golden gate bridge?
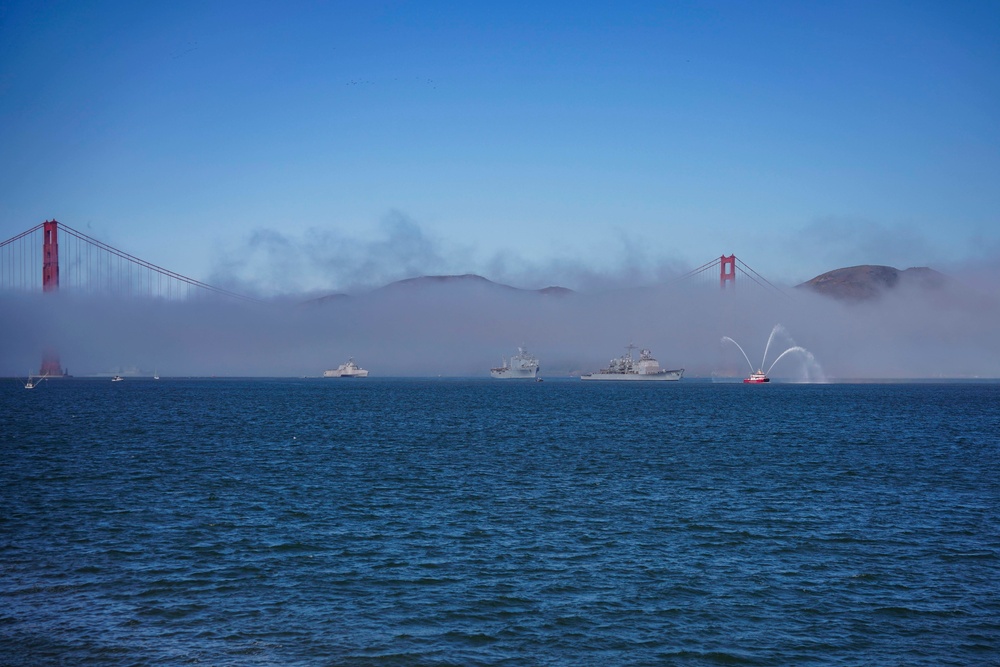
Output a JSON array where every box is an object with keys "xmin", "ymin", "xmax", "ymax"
[
  {"xmin": 0, "ymin": 220, "xmax": 257, "ymax": 302},
  {"xmin": 2, "ymin": 219, "xmax": 787, "ymax": 375},
  {"xmin": 2, "ymin": 220, "xmax": 786, "ymax": 296},
  {"xmin": 676, "ymin": 253, "xmax": 787, "ymax": 294}
]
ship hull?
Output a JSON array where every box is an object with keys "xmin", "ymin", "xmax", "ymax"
[
  {"xmin": 323, "ymin": 370, "xmax": 368, "ymax": 377},
  {"xmin": 581, "ymin": 370, "xmax": 684, "ymax": 381},
  {"xmin": 491, "ymin": 368, "xmax": 538, "ymax": 379}
]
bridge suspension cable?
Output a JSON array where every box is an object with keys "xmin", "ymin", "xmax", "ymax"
[
  {"xmin": 667, "ymin": 254, "xmax": 790, "ymax": 298},
  {"xmin": 0, "ymin": 220, "xmax": 257, "ymax": 302},
  {"xmin": 732, "ymin": 255, "xmax": 789, "ymax": 296},
  {"xmin": 0, "ymin": 222, "xmax": 45, "ymax": 292}
]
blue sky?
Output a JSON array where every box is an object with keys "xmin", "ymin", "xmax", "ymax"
[{"xmin": 2, "ymin": 0, "xmax": 998, "ymax": 293}]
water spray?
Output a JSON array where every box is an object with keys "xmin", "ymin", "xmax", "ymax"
[{"xmin": 721, "ymin": 336, "xmax": 755, "ymax": 374}]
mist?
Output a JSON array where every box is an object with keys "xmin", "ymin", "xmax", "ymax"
[
  {"xmin": 3, "ymin": 270, "xmax": 999, "ymax": 379},
  {"xmin": 207, "ymin": 213, "xmax": 693, "ymax": 298}
]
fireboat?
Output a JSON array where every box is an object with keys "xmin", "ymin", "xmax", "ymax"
[{"xmin": 744, "ymin": 370, "xmax": 770, "ymax": 384}]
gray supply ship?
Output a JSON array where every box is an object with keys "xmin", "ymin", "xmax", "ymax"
[
  {"xmin": 581, "ymin": 344, "xmax": 683, "ymax": 381},
  {"xmin": 323, "ymin": 358, "xmax": 369, "ymax": 378},
  {"xmin": 491, "ymin": 347, "xmax": 540, "ymax": 379}
]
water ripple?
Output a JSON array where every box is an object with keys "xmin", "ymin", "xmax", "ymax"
[{"xmin": 2, "ymin": 379, "xmax": 999, "ymax": 665}]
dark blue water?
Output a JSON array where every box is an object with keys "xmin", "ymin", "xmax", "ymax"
[{"xmin": 2, "ymin": 378, "xmax": 999, "ymax": 666}]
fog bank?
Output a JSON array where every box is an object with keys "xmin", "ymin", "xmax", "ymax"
[{"xmin": 3, "ymin": 276, "xmax": 999, "ymax": 379}]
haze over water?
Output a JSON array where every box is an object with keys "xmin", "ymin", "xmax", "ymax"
[
  {"xmin": 3, "ymin": 378, "xmax": 998, "ymax": 665},
  {"xmin": 5, "ymin": 265, "xmax": 1000, "ymax": 380}
]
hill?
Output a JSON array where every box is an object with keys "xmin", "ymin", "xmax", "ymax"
[
  {"xmin": 305, "ymin": 274, "xmax": 574, "ymax": 300},
  {"xmin": 377, "ymin": 274, "xmax": 573, "ymax": 296},
  {"xmin": 797, "ymin": 265, "xmax": 947, "ymax": 301}
]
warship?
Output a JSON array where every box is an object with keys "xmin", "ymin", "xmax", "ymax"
[
  {"xmin": 491, "ymin": 347, "xmax": 540, "ymax": 379},
  {"xmin": 323, "ymin": 358, "xmax": 369, "ymax": 378},
  {"xmin": 581, "ymin": 344, "xmax": 683, "ymax": 381}
]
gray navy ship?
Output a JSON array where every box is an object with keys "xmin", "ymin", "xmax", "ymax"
[
  {"xmin": 581, "ymin": 344, "xmax": 683, "ymax": 381},
  {"xmin": 491, "ymin": 347, "xmax": 540, "ymax": 379}
]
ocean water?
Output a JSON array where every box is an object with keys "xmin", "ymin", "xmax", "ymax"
[{"xmin": 2, "ymin": 378, "xmax": 998, "ymax": 666}]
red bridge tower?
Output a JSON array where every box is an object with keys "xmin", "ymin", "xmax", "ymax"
[
  {"xmin": 43, "ymin": 220, "xmax": 59, "ymax": 291},
  {"xmin": 40, "ymin": 220, "xmax": 65, "ymax": 376},
  {"xmin": 720, "ymin": 254, "xmax": 736, "ymax": 289}
]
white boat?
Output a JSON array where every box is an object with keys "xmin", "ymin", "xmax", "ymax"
[
  {"xmin": 581, "ymin": 344, "xmax": 683, "ymax": 381},
  {"xmin": 323, "ymin": 358, "xmax": 369, "ymax": 378},
  {"xmin": 111, "ymin": 375, "xmax": 124, "ymax": 382},
  {"xmin": 491, "ymin": 347, "xmax": 540, "ymax": 379},
  {"xmin": 24, "ymin": 371, "xmax": 48, "ymax": 389}
]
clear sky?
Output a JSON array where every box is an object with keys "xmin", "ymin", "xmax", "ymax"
[{"xmin": 2, "ymin": 0, "xmax": 998, "ymax": 294}]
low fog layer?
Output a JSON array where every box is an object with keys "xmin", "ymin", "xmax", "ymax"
[
  {"xmin": 208, "ymin": 214, "xmax": 693, "ymax": 297},
  {"xmin": 3, "ymin": 274, "xmax": 999, "ymax": 379}
]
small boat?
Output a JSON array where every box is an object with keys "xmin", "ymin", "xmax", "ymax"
[
  {"xmin": 744, "ymin": 370, "xmax": 770, "ymax": 384},
  {"xmin": 111, "ymin": 375, "xmax": 124, "ymax": 382},
  {"xmin": 24, "ymin": 371, "xmax": 48, "ymax": 389}
]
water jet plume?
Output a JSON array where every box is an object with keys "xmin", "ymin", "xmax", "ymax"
[{"xmin": 722, "ymin": 336, "xmax": 755, "ymax": 374}]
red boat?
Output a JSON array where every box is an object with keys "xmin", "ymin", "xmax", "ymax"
[{"xmin": 744, "ymin": 370, "xmax": 770, "ymax": 383}]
